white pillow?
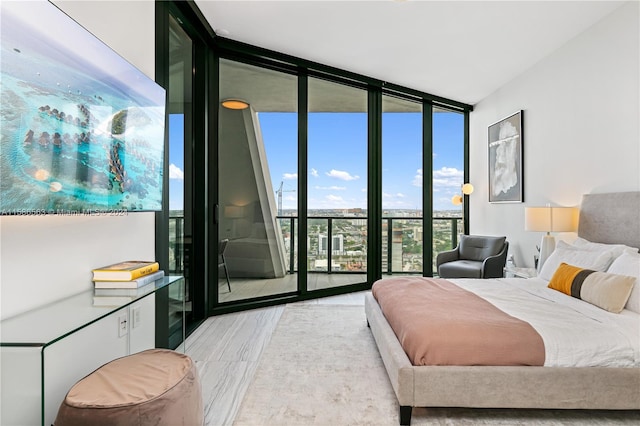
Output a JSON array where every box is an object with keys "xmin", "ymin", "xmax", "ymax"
[
  {"xmin": 539, "ymin": 243, "xmax": 616, "ymax": 282},
  {"xmin": 572, "ymin": 237, "xmax": 639, "ymax": 258},
  {"xmin": 607, "ymin": 251, "xmax": 640, "ymax": 313}
]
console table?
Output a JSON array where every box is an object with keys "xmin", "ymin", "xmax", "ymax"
[{"xmin": 0, "ymin": 276, "xmax": 185, "ymax": 426}]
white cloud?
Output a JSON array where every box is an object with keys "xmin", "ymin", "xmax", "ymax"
[
  {"xmin": 283, "ymin": 173, "xmax": 298, "ymax": 180},
  {"xmin": 326, "ymin": 169, "xmax": 359, "ymax": 181},
  {"xmin": 326, "ymin": 194, "xmax": 345, "ymax": 203},
  {"xmin": 310, "ymin": 168, "xmax": 319, "ymax": 178},
  {"xmin": 315, "ymin": 185, "xmax": 346, "ymax": 191},
  {"xmin": 169, "ymin": 163, "xmax": 184, "ymax": 180},
  {"xmin": 383, "ymin": 192, "xmax": 407, "ymax": 199},
  {"xmin": 434, "ymin": 167, "xmax": 463, "ymax": 178},
  {"xmin": 412, "ymin": 168, "xmax": 422, "ymax": 187},
  {"xmin": 433, "ymin": 167, "xmax": 463, "ymax": 188}
]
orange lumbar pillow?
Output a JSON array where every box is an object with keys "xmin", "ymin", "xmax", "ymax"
[{"xmin": 548, "ymin": 262, "xmax": 635, "ymax": 313}]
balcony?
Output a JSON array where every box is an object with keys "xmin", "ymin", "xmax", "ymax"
[{"xmin": 169, "ymin": 213, "xmax": 462, "ymax": 302}]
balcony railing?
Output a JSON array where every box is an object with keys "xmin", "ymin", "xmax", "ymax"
[{"xmin": 168, "ymin": 214, "xmax": 462, "ymax": 276}]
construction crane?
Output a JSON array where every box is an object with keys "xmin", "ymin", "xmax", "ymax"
[{"xmin": 276, "ymin": 181, "xmax": 295, "ymax": 215}]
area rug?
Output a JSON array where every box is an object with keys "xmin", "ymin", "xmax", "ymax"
[{"xmin": 233, "ymin": 304, "xmax": 639, "ymax": 425}]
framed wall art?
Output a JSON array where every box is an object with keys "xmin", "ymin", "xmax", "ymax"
[{"xmin": 488, "ymin": 110, "xmax": 523, "ymax": 203}]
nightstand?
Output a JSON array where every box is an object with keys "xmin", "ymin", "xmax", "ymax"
[{"xmin": 503, "ymin": 266, "xmax": 537, "ymax": 279}]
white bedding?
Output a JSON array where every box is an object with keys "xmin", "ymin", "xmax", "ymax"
[{"xmin": 450, "ymin": 277, "xmax": 640, "ymax": 368}]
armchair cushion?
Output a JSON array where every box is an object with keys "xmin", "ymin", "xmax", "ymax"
[{"xmin": 438, "ymin": 260, "xmax": 484, "ymax": 279}]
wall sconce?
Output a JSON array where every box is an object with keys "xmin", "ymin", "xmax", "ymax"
[
  {"xmin": 525, "ymin": 206, "xmax": 579, "ymax": 272},
  {"xmin": 451, "ymin": 183, "xmax": 474, "ymax": 205},
  {"xmin": 221, "ymin": 99, "xmax": 249, "ymax": 110},
  {"xmin": 451, "ymin": 183, "xmax": 474, "ymax": 235}
]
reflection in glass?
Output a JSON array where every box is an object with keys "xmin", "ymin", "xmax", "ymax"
[
  {"xmin": 167, "ymin": 14, "xmax": 192, "ymax": 325},
  {"xmin": 218, "ymin": 59, "xmax": 297, "ymax": 302}
]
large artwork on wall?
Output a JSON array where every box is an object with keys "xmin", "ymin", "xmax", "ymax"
[
  {"xmin": 488, "ymin": 110, "xmax": 523, "ymax": 203},
  {"xmin": 0, "ymin": 0, "xmax": 166, "ymax": 214}
]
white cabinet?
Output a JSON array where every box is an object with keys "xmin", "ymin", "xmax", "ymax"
[{"xmin": 0, "ymin": 277, "xmax": 183, "ymax": 426}]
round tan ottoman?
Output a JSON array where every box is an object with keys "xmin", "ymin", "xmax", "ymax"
[{"xmin": 55, "ymin": 349, "xmax": 203, "ymax": 425}]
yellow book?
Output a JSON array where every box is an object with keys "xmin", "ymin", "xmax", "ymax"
[{"xmin": 92, "ymin": 260, "xmax": 159, "ymax": 282}]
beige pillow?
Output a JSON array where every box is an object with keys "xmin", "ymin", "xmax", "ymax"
[
  {"xmin": 572, "ymin": 237, "xmax": 639, "ymax": 258},
  {"xmin": 607, "ymin": 251, "xmax": 640, "ymax": 313},
  {"xmin": 539, "ymin": 243, "xmax": 615, "ymax": 281},
  {"xmin": 548, "ymin": 263, "xmax": 635, "ymax": 313}
]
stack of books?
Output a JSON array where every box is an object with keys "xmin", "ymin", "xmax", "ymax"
[{"xmin": 92, "ymin": 260, "xmax": 164, "ymax": 306}]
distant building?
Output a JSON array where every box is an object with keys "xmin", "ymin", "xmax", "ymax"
[
  {"xmin": 413, "ymin": 227, "xmax": 423, "ymax": 242},
  {"xmin": 392, "ymin": 229, "xmax": 403, "ymax": 272},
  {"xmin": 344, "ymin": 208, "xmax": 363, "ymax": 215},
  {"xmin": 318, "ymin": 233, "xmax": 344, "ymax": 255}
]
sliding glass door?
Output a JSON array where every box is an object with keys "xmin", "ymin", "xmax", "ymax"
[
  {"xmin": 157, "ymin": 2, "xmax": 471, "ymax": 315},
  {"xmin": 381, "ymin": 95, "xmax": 423, "ymax": 276},
  {"xmin": 165, "ymin": 14, "xmax": 196, "ymax": 338},
  {"xmin": 217, "ymin": 58, "xmax": 298, "ymax": 303},
  {"xmin": 306, "ymin": 77, "xmax": 368, "ymax": 289}
]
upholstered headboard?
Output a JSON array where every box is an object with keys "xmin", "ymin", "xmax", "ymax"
[{"xmin": 578, "ymin": 191, "xmax": 640, "ymax": 250}]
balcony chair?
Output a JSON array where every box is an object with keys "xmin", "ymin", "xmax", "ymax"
[
  {"xmin": 219, "ymin": 238, "xmax": 231, "ymax": 292},
  {"xmin": 436, "ymin": 235, "xmax": 509, "ymax": 279}
]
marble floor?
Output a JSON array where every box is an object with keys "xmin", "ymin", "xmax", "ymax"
[
  {"xmin": 184, "ymin": 290, "xmax": 640, "ymax": 425},
  {"xmin": 185, "ymin": 292, "xmax": 365, "ymax": 426}
]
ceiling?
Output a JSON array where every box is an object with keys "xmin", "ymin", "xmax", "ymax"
[{"xmin": 194, "ymin": 0, "xmax": 624, "ymax": 106}]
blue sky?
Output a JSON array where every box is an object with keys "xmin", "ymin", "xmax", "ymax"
[
  {"xmin": 168, "ymin": 114, "xmax": 185, "ymax": 211},
  {"xmin": 168, "ymin": 110, "xmax": 464, "ymax": 212}
]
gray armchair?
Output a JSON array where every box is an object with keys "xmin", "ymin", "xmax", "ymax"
[{"xmin": 437, "ymin": 235, "xmax": 509, "ymax": 279}]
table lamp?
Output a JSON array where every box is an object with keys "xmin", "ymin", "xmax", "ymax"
[{"xmin": 525, "ymin": 206, "xmax": 578, "ymax": 272}]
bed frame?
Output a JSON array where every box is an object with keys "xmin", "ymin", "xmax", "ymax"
[{"xmin": 365, "ymin": 191, "xmax": 640, "ymax": 425}]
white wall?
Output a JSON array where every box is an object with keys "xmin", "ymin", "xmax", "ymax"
[
  {"xmin": 0, "ymin": 1, "xmax": 157, "ymax": 319},
  {"xmin": 469, "ymin": 1, "xmax": 640, "ymax": 268}
]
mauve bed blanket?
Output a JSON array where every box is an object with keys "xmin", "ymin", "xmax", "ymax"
[{"xmin": 372, "ymin": 277, "xmax": 545, "ymax": 366}]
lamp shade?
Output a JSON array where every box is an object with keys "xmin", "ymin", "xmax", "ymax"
[
  {"xmin": 224, "ymin": 205, "xmax": 245, "ymax": 218},
  {"xmin": 525, "ymin": 207, "xmax": 551, "ymax": 232},
  {"xmin": 461, "ymin": 183, "xmax": 474, "ymax": 195},
  {"xmin": 525, "ymin": 206, "xmax": 578, "ymax": 232},
  {"xmin": 550, "ymin": 207, "xmax": 579, "ymax": 232}
]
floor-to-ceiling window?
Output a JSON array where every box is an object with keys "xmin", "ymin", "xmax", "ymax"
[
  {"xmin": 217, "ymin": 58, "xmax": 298, "ymax": 303},
  {"xmin": 306, "ymin": 77, "xmax": 368, "ymax": 289},
  {"xmin": 158, "ymin": 1, "xmax": 472, "ymax": 315},
  {"xmin": 381, "ymin": 95, "xmax": 423, "ymax": 275},
  {"xmin": 157, "ymin": 1, "xmax": 209, "ymax": 337},
  {"xmin": 166, "ymin": 14, "xmax": 193, "ymax": 341},
  {"xmin": 432, "ymin": 107, "xmax": 465, "ymax": 274}
]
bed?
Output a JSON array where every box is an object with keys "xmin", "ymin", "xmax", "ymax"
[{"xmin": 365, "ymin": 191, "xmax": 640, "ymax": 425}]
